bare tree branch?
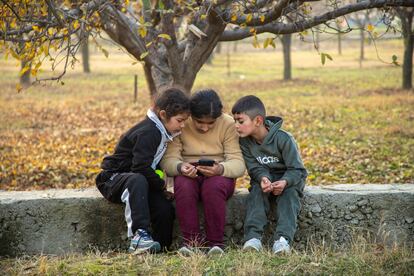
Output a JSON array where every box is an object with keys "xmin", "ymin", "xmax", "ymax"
[{"xmin": 220, "ymin": 0, "xmax": 414, "ymax": 41}]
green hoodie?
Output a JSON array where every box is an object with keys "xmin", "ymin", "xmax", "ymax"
[{"xmin": 239, "ymin": 116, "xmax": 307, "ymax": 190}]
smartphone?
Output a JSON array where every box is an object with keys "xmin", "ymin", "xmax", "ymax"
[{"xmin": 198, "ymin": 158, "xmax": 215, "ymax": 167}]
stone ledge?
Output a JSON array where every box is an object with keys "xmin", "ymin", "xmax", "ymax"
[{"xmin": 0, "ymin": 184, "xmax": 413, "ymax": 256}]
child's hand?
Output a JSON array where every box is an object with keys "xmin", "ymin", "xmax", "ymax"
[
  {"xmin": 197, "ymin": 162, "xmax": 224, "ymax": 177},
  {"xmin": 261, "ymin": 177, "xmax": 272, "ymax": 193},
  {"xmin": 180, "ymin": 162, "xmax": 198, "ymax": 178},
  {"xmin": 271, "ymin": 180, "xmax": 287, "ymax": 195}
]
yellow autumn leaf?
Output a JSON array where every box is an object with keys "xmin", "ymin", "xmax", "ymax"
[
  {"xmin": 35, "ymin": 61, "xmax": 42, "ymax": 70},
  {"xmin": 32, "ymin": 25, "xmax": 40, "ymax": 32},
  {"xmin": 260, "ymin": 15, "xmax": 265, "ymax": 23},
  {"xmin": 30, "ymin": 68, "xmax": 38, "ymax": 77},
  {"xmin": 263, "ymin": 38, "xmax": 272, "ymax": 49},
  {"xmin": 138, "ymin": 26, "xmax": 147, "ymax": 38},
  {"xmin": 231, "ymin": 14, "xmax": 237, "ymax": 22},
  {"xmin": 367, "ymin": 24, "xmax": 374, "ymax": 32},
  {"xmin": 19, "ymin": 65, "xmax": 31, "ymax": 77},
  {"xmin": 158, "ymin": 34, "xmax": 171, "ymax": 40},
  {"xmin": 73, "ymin": 20, "xmax": 80, "ymax": 29},
  {"xmin": 42, "ymin": 44, "xmax": 49, "ymax": 56},
  {"xmin": 16, "ymin": 83, "xmax": 22, "ymax": 92},
  {"xmin": 246, "ymin": 14, "xmax": 253, "ymax": 23},
  {"xmin": 10, "ymin": 19, "xmax": 16, "ymax": 29},
  {"xmin": 140, "ymin": 52, "xmax": 148, "ymax": 60}
]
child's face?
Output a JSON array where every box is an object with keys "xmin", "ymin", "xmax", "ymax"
[
  {"xmin": 233, "ymin": 113, "xmax": 256, "ymax": 137},
  {"xmin": 163, "ymin": 112, "xmax": 190, "ymax": 135},
  {"xmin": 192, "ymin": 116, "xmax": 217, "ymax": 133}
]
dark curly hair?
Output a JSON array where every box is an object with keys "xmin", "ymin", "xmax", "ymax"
[
  {"xmin": 190, "ymin": 89, "xmax": 223, "ymax": 119},
  {"xmin": 154, "ymin": 88, "xmax": 190, "ymax": 119}
]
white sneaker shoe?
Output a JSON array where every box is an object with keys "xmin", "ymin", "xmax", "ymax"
[
  {"xmin": 207, "ymin": 246, "xmax": 224, "ymax": 256},
  {"xmin": 128, "ymin": 229, "xmax": 161, "ymax": 254},
  {"xmin": 243, "ymin": 238, "xmax": 263, "ymax": 252},
  {"xmin": 178, "ymin": 246, "xmax": 194, "ymax": 256},
  {"xmin": 272, "ymin": 236, "xmax": 291, "ymax": 254}
]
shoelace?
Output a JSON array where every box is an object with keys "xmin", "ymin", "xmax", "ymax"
[{"xmin": 136, "ymin": 230, "xmax": 151, "ymax": 242}]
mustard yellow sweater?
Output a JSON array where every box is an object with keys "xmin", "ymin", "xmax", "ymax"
[{"xmin": 161, "ymin": 113, "xmax": 246, "ymax": 178}]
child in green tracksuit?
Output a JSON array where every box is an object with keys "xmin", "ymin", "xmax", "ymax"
[{"xmin": 231, "ymin": 95, "xmax": 307, "ymax": 254}]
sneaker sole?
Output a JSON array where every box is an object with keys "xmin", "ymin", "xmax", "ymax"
[
  {"xmin": 132, "ymin": 243, "xmax": 161, "ymax": 255},
  {"xmin": 242, "ymin": 245, "xmax": 261, "ymax": 252},
  {"xmin": 273, "ymin": 249, "xmax": 291, "ymax": 255},
  {"xmin": 178, "ymin": 249, "xmax": 193, "ymax": 256}
]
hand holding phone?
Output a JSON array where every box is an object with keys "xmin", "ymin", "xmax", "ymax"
[
  {"xmin": 196, "ymin": 159, "xmax": 224, "ymax": 177},
  {"xmin": 180, "ymin": 162, "xmax": 198, "ymax": 178},
  {"xmin": 198, "ymin": 158, "xmax": 215, "ymax": 167}
]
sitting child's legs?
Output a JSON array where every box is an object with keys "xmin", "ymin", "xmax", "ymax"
[
  {"xmin": 174, "ymin": 175, "xmax": 203, "ymax": 246},
  {"xmin": 148, "ymin": 191, "xmax": 175, "ymax": 249},
  {"xmin": 244, "ymin": 183, "xmax": 270, "ymax": 242},
  {"xmin": 273, "ymin": 186, "xmax": 302, "ymax": 244},
  {"xmin": 200, "ymin": 176, "xmax": 235, "ymax": 247},
  {"xmin": 118, "ymin": 173, "xmax": 153, "ymax": 237}
]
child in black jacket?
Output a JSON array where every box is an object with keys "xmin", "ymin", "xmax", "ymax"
[{"xmin": 96, "ymin": 88, "xmax": 190, "ymax": 254}]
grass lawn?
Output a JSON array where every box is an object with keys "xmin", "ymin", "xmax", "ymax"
[
  {"xmin": 0, "ymin": 38, "xmax": 413, "ymax": 190},
  {"xmin": 1, "ymin": 242, "xmax": 413, "ymax": 275}
]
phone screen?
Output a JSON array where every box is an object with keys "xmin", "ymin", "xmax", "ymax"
[{"xmin": 198, "ymin": 159, "xmax": 215, "ymax": 166}]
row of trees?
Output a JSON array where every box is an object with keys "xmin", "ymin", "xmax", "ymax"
[{"xmin": 1, "ymin": 0, "xmax": 413, "ymax": 95}]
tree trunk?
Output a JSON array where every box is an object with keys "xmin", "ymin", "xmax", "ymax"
[
  {"xmin": 401, "ymin": 10, "xmax": 414, "ymax": 90},
  {"xmin": 20, "ymin": 60, "xmax": 31, "ymax": 86},
  {"xmin": 337, "ymin": 32, "xmax": 342, "ymax": 55},
  {"xmin": 215, "ymin": 42, "xmax": 222, "ymax": 54},
  {"xmin": 359, "ymin": 27, "xmax": 365, "ymax": 67},
  {"xmin": 81, "ymin": 37, "xmax": 91, "ymax": 73},
  {"xmin": 282, "ymin": 34, "xmax": 292, "ymax": 80},
  {"xmin": 233, "ymin": 41, "xmax": 238, "ymax": 53}
]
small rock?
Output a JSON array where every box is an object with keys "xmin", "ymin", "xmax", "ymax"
[
  {"xmin": 349, "ymin": 205, "xmax": 358, "ymax": 212},
  {"xmin": 356, "ymin": 213, "xmax": 365, "ymax": 220},
  {"xmin": 350, "ymin": 219, "xmax": 359, "ymax": 225},
  {"xmin": 306, "ymin": 211, "xmax": 313, "ymax": 219},
  {"xmin": 305, "ymin": 219, "xmax": 313, "ymax": 225},
  {"xmin": 345, "ymin": 214, "xmax": 352, "ymax": 220},
  {"xmin": 234, "ymin": 221, "xmax": 243, "ymax": 230},
  {"xmin": 357, "ymin": 199, "xmax": 369, "ymax": 207},
  {"xmin": 310, "ymin": 204, "xmax": 322, "ymax": 214},
  {"xmin": 405, "ymin": 217, "xmax": 414, "ymax": 224},
  {"xmin": 361, "ymin": 207, "xmax": 373, "ymax": 214}
]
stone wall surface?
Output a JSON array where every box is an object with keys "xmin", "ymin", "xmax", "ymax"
[{"xmin": 0, "ymin": 184, "xmax": 413, "ymax": 256}]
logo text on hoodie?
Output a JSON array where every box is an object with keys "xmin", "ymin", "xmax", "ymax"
[{"xmin": 256, "ymin": 156, "xmax": 280, "ymax": 164}]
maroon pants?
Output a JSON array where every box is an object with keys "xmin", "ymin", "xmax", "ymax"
[{"xmin": 174, "ymin": 175, "xmax": 235, "ymax": 247}]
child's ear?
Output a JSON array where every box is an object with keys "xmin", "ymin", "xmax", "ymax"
[
  {"xmin": 254, "ymin": 115, "xmax": 264, "ymax": 126},
  {"xmin": 159, "ymin": 110, "xmax": 168, "ymax": 121}
]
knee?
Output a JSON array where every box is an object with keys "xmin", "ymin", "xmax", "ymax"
[
  {"xmin": 201, "ymin": 180, "xmax": 228, "ymax": 200},
  {"xmin": 125, "ymin": 173, "xmax": 149, "ymax": 190},
  {"xmin": 281, "ymin": 187, "xmax": 300, "ymax": 200},
  {"xmin": 174, "ymin": 176, "xmax": 197, "ymax": 195}
]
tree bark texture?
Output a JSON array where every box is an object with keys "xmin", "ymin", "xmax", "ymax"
[
  {"xmin": 20, "ymin": 60, "xmax": 31, "ymax": 86},
  {"xmin": 281, "ymin": 34, "xmax": 292, "ymax": 81},
  {"xmin": 399, "ymin": 9, "xmax": 414, "ymax": 90},
  {"xmin": 81, "ymin": 38, "xmax": 91, "ymax": 73}
]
